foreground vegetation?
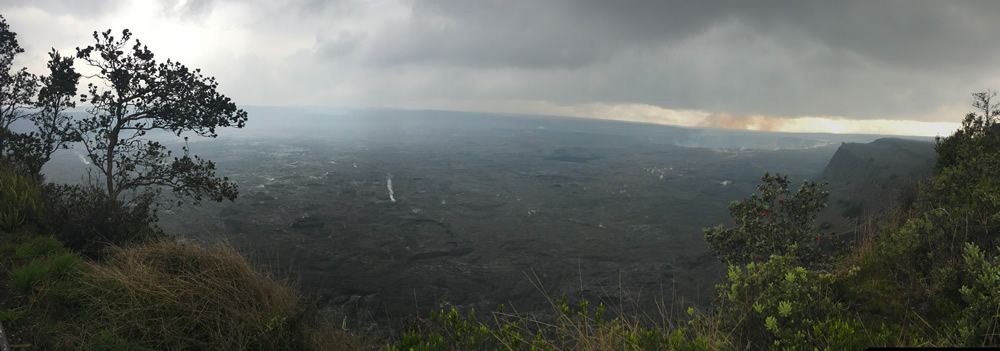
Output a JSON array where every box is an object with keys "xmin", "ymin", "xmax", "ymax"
[{"xmin": 0, "ymin": 230, "xmax": 360, "ymax": 350}]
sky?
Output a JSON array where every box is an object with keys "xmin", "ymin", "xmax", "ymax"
[{"xmin": 4, "ymin": 0, "xmax": 998, "ymax": 136}]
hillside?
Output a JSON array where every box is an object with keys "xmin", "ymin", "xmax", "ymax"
[{"xmin": 817, "ymin": 137, "xmax": 937, "ymax": 236}]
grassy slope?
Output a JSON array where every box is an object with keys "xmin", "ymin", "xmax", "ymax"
[{"xmin": 0, "ymin": 232, "xmax": 362, "ymax": 350}]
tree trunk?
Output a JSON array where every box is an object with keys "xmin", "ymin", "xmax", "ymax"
[{"xmin": 106, "ymin": 123, "xmax": 119, "ymax": 202}]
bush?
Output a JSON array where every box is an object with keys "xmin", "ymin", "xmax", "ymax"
[
  {"xmin": 704, "ymin": 172, "xmax": 830, "ymax": 268},
  {"xmin": 40, "ymin": 184, "xmax": 161, "ymax": 258},
  {"xmin": 710, "ymin": 249, "xmax": 897, "ymax": 350},
  {"xmin": 926, "ymin": 91, "xmax": 1000, "ymax": 253},
  {"xmin": 951, "ymin": 243, "xmax": 1000, "ymax": 346}
]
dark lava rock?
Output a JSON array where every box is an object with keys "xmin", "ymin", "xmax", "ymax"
[
  {"xmin": 291, "ymin": 216, "xmax": 325, "ymax": 230},
  {"xmin": 250, "ymin": 191, "xmax": 276, "ymax": 201},
  {"xmin": 219, "ymin": 207, "xmax": 242, "ymax": 217},
  {"xmin": 223, "ymin": 219, "xmax": 244, "ymax": 233},
  {"xmin": 409, "ymin": 247, "xmax": 474, "ymax": 261},
  {"xmin": 545, "ymin": 147, "xmax": 602, "ymax": 163}
]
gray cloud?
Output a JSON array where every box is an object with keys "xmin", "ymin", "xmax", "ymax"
[
  {"xmin": 4, "ymin": 0, "xmax": 1000, "ymax": 127},
  {"xmin": 323, "ymin": 0, "xmax": 1000, "ymax": 121},
  {"xmin": 2, "ymin": 0, "xmax": 121, "ymax": 17},
  {"xmin": 162, "ymin": 0, "xmax": 217, "ymax": 21},
  {"xmin": 357, "ymin": 1, "xmax": 1000, "ymax": 71},
  {"xmin": 318, "ymin": 30, "xmax": 365, "ymax": 58}
]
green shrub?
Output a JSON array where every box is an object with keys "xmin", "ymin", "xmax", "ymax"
[
  {"xmin": 926, "ymin": 91, "xmax": 1000, "ymax": 254},
  {"xmin": 40, "ymin": 184, "xmax": 162, "ymax": 258},
  {"xmin": 15, "ymin": 235, "xmax": 64, "ymax": 259},
  {"xmin": 704, "ymin": 172, "xmax": 830, "ymax": 268},
  {"xmin": 951, "ymin": 243, "xmax": 1000, "ymax": 346},
  {"xmin": 711, "ymin": 249, "xmax": 893, "ymax": 350}
]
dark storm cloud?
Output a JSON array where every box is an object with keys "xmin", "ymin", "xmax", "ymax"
[
  {"xmin": 326, "ymin": 0, "xmax": 1000, "ymax": 121},
  {"xmin": 357, "ymin": 0, "xmax": 1000, "ymax": 70},
  {"xmin": 361, "ymin": 0, "xmax": 746, "ymax": 68}
]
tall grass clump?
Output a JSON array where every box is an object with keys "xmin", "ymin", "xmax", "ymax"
[
  {"xmin": 8, "ymin": 235, "xmax": 78, "ymax": 294},
  {"xmin": 0, "ymin": 162, "xmax": 44, "ymax": 232},
  {"xmin": 45, "ymin": 240, "xmax": 348, "ymax": 350}
]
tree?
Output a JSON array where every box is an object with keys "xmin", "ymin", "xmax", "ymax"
[
  {"xmin": 703, "ymin": 172, "xmax": 830, "ymax": 267},
  {"xmin": 74, "ymin": 29, "xmax": 247, "ymax": 204},
  {"xmin": 0, "ymin": 16, "xmax": 78, "ymax": 178},
  {"xmin": 0, "ymin": 14, "xmax": 39, "ymax": 154},
  {"xmin": 934, "ymin": 90, "xmax": 1000, "ymax": 174},
  {"xmin": 922, "ymin": 91, "xmax": 1000, "ymax": 251},
  {"xmin": 6, "ymin": 49, "xmax": 82, "ymax": 177}
]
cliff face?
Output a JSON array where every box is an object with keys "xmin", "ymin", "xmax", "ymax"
[
  {"xmin": 821, "ymin": 138, "xmax": 936, "ymax": 183},
  {"xmin": 822, "ymin": 142, "xmax": 872, "ymax": 182},
  {"xmin": 817, "ymin": 138, "xmax": 937, "ymax": 235}
]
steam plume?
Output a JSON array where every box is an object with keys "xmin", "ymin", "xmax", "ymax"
[{"xmin": 386, "ymin": 173, "xmax": 396, "ymax": 202}]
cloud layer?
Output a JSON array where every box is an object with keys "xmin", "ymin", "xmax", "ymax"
[{"xmin": 4, "ymin": 0, "xmax": 998, "ymax": 135}]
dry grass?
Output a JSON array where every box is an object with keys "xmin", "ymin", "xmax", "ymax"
[
  {"xmin": 44, "ymin": 240, "xmax": 359, "ymax": 350},
  {"xmin": 841, "ymin": 216, "xmax": 879, "ymax": 269}
]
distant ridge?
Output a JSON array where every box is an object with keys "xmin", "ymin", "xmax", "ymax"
[
  {"xmin": 236, "ymin": 106, "xmax": 929, "ymax": 150},
  {"xmin": 817, "ymin": 137, "xmax": 937, "ymax": 235},
  {"xmin": 821, "ymin": 138, "xmax": 936, "ymax": 182}
]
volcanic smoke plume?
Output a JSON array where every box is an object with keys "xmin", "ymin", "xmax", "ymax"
[{"xmin": 698, "ymin": 112, "xmax": 788, "ymax": 132}]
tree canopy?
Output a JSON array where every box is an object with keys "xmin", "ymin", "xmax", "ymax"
[
  {"xmin": 74, "ymin": 29, "xmax": 247, "ymax": 204},
  {"xmin": 0, "ymin": 15, "xmax": 80, "ymax": 178},
  {"xmin": 703, "ymin": 172, "xmax": 829, "ymax": 268},
  {"xmin": 0, "ymin": 14, "xmax": 37, "ymax": 154}
]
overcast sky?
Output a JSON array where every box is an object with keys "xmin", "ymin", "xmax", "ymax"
[{"xmin": 5, "ymin": 0, "xmax": 998, "ymax": 136}]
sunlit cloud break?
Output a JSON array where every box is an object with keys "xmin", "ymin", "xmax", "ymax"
[
  {"xmin": 401, "ymin": 99, "xmax": 959, "ymax": 137},
  {"xmin": 698, "ymin": 112, "xmax": 960, "ymax": 137}
]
